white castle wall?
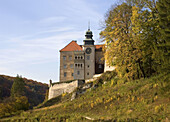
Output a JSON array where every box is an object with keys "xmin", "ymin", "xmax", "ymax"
[
  {"xmin": 104, "ymin": 60, "xmax": 115, "ymax": 72},
  {"xmin": 48, "ymin": 80, "xmax": 78, "ymax": 100}
]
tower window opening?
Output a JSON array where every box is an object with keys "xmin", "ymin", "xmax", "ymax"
[
  {"xmin": 87, "ymin": 55, "xmax": 90, "ymax": 60},
  {"xmin": 64, "ymin": 72, "xmax": 67, "ymax": 77},
  {"xmin": 75, "ymin": 56, "xmax": 77, "ymax": 59}
]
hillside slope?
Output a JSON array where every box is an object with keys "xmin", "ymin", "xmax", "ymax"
[
  {"xmin": 2, "ymin": 72, "xmax": 170, "ymax": 121},
  {"xmin": 0, "ymin": 75, "xmax": 48, "ymax": 108}
]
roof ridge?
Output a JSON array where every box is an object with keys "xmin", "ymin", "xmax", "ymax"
[{"xmin": 60, "ymin": 41, "xmax": 82, "ymax": 52}]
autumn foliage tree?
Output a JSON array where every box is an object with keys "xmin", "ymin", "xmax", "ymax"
[
  {"xmin": 100, "ymin": 0, "xmax": 169, "ymax": 80},
  {"xmin": 0, "ymin": 75, "xmax": 29, "ymax": 118}
]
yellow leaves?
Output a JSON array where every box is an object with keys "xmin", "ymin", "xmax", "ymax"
[
  {"xmin": 62, "ymin": 93, "xmax": 67, "ymax": 97},
  {"xmin": 154, "ymin": 95, "xmax": 158, "ymax": 101},
  {"xmin": 153, "ymin": 83, "xmax": 158, "ymax": 88},
  {"xmin": 91, "ymin": 103, "xmax": 94, "ymax": 108},
  {"xmin": 155, "ymin": 104, "xmax": 164, "ymax": 113}
]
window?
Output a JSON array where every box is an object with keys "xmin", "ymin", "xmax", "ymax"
[
  {"xmin": 87, "ymin": 72, "xmax": 89, "ymax": 75},
  {"xmin": 87, "ymin": 55, "xmax": 90, "ymax": 60},
  {"xmin": 64, "ymin": 72, "xmax": 67, "ymax": 77},
  {"xmin": 72, "ymin": 73, "xmax": 74, "ymax": 76},
  {"xmin": 77, "ymin": 71, "xmax": 80, "ymax": 75},
  {"xmin": 99, "ymin": 64, "xmax": 102, "ymax": 69},
  {"xmin": 75, "ymin": 56, "xmax": 77, "ymax": 59},
  {"xmin": 87, "ymin": 65, "xmax": 90, "ymax": 68},
  {"xmin": 69, "ymin": 56, "xmax": 72, "ymax": 60},
  {"xmin": 63, "ymin": 56, "xmax": 66, "ymax": 60},
  {"xmin": 75, "ymin": 64, "xmax": 77, "ymax": 67},
  {"xmin": 70, "ymin": 64, "xmax": 73, "ymax": 68},
  {"xmin": 64, "ymin": 64, "xmax": 67, "ymax": 68},
  {"xmin": 81, "ymin": 64, "xmax": 82, "ymax": 68},
  {"xmin": 81, "ymin": 56, "xmax": 83, "ymax": 59},
  {"xmin": 99, "ymin": 58, "xmax": 102, "ymax": 62}
]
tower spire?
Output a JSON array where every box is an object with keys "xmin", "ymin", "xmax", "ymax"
[{"xmin": 88, "ymin": 21, "xmax": 90, "ymax": 30}]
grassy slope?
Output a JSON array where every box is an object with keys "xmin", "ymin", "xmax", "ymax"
[{"xmin": 2, "ymin": 72, "xmax": 170, "ymax": 121}]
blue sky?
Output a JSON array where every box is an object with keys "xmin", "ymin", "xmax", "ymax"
[{"xmin": 0, "ymin": 0, "xmax": 116, "ymax": 83}]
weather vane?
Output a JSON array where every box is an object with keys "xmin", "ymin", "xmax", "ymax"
[{"xmin": 88, "ymin": 21, "xmax": 90, "ymax": 30}]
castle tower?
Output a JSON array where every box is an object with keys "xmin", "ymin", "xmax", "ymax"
[{"xmin": 83, "ymin": 28, "xmax": 95, "ymax": 79}]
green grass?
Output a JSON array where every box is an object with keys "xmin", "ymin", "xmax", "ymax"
[{"xmin": 2, "ymin": 72, "xmax": 170, "ymax": 121}]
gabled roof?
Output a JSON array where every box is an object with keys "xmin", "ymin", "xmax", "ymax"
[
  {"xmin": 60, "ymin": 41, "xmax": 83, "ymax": 52},
  {"xmin": 95, "ymin": 45, "xmax": 104, "ymax": 49}
]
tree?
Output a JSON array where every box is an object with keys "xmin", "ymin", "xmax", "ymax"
[
  {"xmin": 100, "ymin": 3, "xmax": 133, "ymax": 80},
  {"xmin": 100, "ymin": 0, "xmax": 164, "ymax": 80},
  {"xmin": 157, "ymin": 0, "xmax": 170, "ymax": 72},
  {"xmin": 11, "ymin": 75, "xmax": 25, "ymax": 97}
]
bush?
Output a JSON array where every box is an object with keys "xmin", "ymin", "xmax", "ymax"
[{"xmin": 0, "ymin": 96, "xmax": 29, "ymax": 118}]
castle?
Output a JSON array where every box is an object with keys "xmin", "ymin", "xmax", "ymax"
[
  {"xmin": 59, "ymin": 28, "xmax": 104, "ymax": 82},
  {"xmin": 48, "ymin": 28, "xmax": 114, "ymax": 99}
]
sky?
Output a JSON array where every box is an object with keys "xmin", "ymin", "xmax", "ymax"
[{"xmin": 0, "ymin": 0, "xmax": 116, "ymax": 84}]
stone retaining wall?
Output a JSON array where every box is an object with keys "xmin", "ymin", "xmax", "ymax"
[{"xmin": 48, "ymin": 80, "xmax": 78, "ymax": 100}]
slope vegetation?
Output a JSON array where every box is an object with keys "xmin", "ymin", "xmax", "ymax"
[
  {"xmin": 0, "ymin": 75, "xmax": 48, "ymax": 108},
  {"xmin": 2, "ymin": 72, "xmax": 170, "ymax": 121}
]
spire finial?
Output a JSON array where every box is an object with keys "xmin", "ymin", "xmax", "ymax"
[{"xmin": 88, "ymin": 21, "xmax": 90, "ymax": 30}]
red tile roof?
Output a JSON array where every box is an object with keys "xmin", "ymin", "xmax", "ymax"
[
  {"xmin": 95, "ymin": 45, "xmax": 104, "ymax": 49},
  {"xmin": 60, "ymin": 41, "xmax": 104, "ymax": 52},
  {"xmin": 60, "ymin": 41, "xmax": 83, "ymax": 52}
]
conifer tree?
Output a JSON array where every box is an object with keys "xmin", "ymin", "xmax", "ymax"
[{"xmin": 11, "ymin": 75, "xmax": 25, "ymax": 97}]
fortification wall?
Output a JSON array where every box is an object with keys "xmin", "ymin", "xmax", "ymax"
[{"xmin": 48, "ymin": 80, "xmax": 78, "ymax": 100}]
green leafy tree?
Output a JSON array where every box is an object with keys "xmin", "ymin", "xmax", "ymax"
[
  {"xmin": 11, "ymin": 75, "xmax": 25, "ymax": 97},
  {"xmin": 157, "ymin": 0, "xmax": 170, "ymax": 72}
]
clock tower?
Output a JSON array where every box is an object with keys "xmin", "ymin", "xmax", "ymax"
[{"xmin": 83, "ymin": 28, "xmax": 95, "ymax": 79}]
